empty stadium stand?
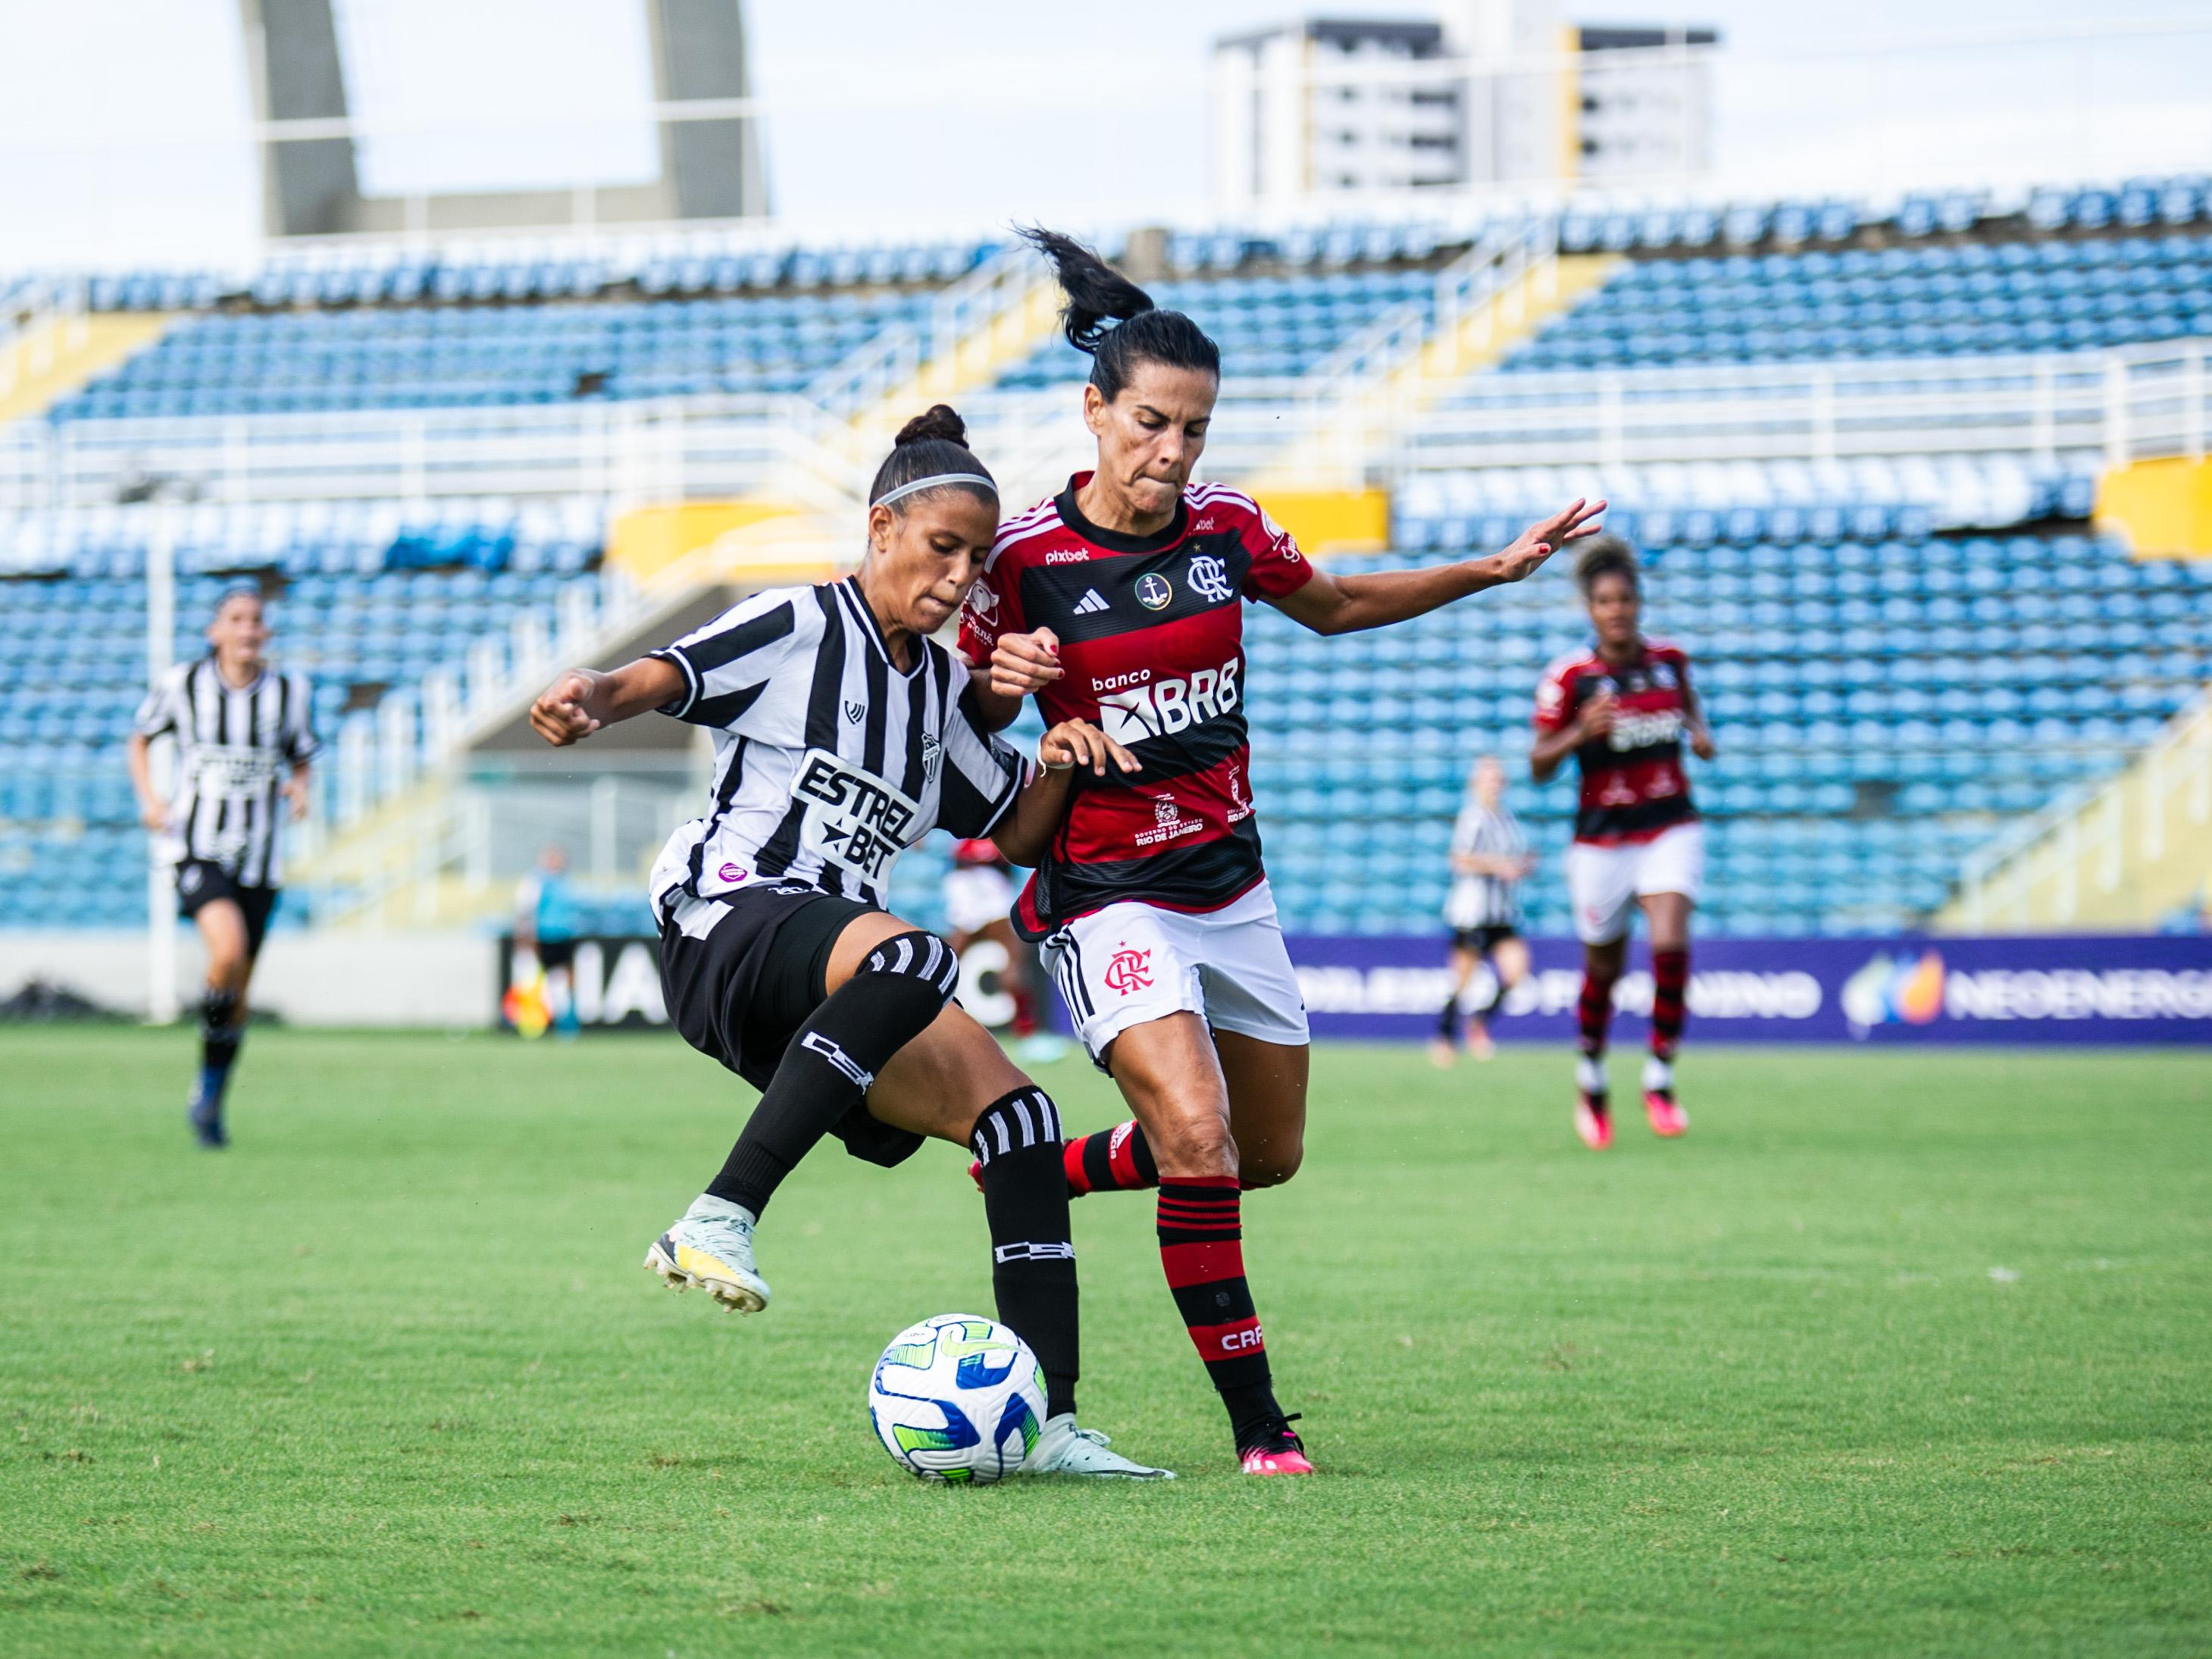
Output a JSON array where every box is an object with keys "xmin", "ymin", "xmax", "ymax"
[{"xmin": 5, "ymin": 177, "xmax": 2210, "ymax": 942}]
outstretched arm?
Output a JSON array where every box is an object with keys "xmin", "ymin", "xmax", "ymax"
[
  {"xmin": 1268, "ymin": 499, "xmax": 1607, "ymax": 637},
  {"xmin": 528, "ymin": 658, "xmax": 687, "ymax": 747}
]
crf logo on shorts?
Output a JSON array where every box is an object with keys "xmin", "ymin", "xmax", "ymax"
[{"xmin": 1103, "ymin": 947, "xmax": 1152, "ymax": 995}]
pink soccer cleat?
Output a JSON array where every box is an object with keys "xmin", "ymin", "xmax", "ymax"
[
  {"xmin": 1575, "ymin": 1091, "xmax": 1613, "ymax": 1150},
  {"xmin": 1239, "ymin": 1416, "xmax": 1313, "ymax": 1476},
  {"xmin": 1644, "ymin": 1091, "xmax": 1688, "ymax": 1138}
]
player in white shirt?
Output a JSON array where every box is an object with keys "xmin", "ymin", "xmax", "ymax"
[
  {"xmin": 126, "ymin": 587, "xmax": 318, "ymax": 1147},
  {"xmin": 1431, "ymin": 755, "xmax": 1537, "ymax": 1065},
  {"xmin": 527, "ymin": 406, "xmax": 1166, "ymax": 1479}
]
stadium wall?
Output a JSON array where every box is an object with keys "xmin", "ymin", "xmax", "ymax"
[
  {"xmin": 1, "ymin": 931, "xmax": 496, "ymax": 1027},
  {"xmin": 474, "ymin": 932, "xmax": 2212, "ymax": 1046}
]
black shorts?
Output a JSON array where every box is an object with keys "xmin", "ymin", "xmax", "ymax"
[
  {"xmin": 1451, "ymin": 925, "xmax": 1519, "ymax": 955},
  {"xmin": 534, "ymin": 938, "xmax": 577, "ymax": 973},
  {"xmin": 176, "ymin": 860, "xmax": 280, "ymax": 959},
  {"xmin": 657, "ymin": 884, "xmax": 926, "ymax": 1170}
]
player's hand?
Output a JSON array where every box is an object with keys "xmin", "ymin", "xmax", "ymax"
[
  {"xmin": 1490, "ymin": 498, "xmax": 1607, "ymax": 584},
  {"xmin": 1518, "ymin": 853, "xmax": 1541, "ymax": 878},
  {"xmin": 1578, "ymin": 690, "xmax": 1617, "ymax": 740},
  {"xmin": 990, "ymin": 628, "xmax": 1063, "ymax": 698},
  {"xmin": 1689, "ymin": 727, "xmax": 1717, "ymax": 762},
  {"xmin": 139, "ymin": 801, "xmax": 170, "ymax": 834},
  {"xmin": 282, "ymin": 775, "xmax": 311, "ymax": 822},
  {"xmin": 530, "ymin": 671, "xmax": 602, "ymax": 747},
  {"xmin": 1040, "ymin": 718, "xmax": 1138, "ymax": 778}
]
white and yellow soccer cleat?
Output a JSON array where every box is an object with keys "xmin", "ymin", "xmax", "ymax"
[
  {"xmin": 645, "ymin": 1195, "xmax": 771, "ymax": 1314},
  {"xmin": 1021, "ymin": 1414, "xmax": 1175, "ymax": 1479}
]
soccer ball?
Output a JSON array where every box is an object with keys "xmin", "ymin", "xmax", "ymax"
[{"xmin": 868, "ymin": 1313, "xmax": 1046, "ymax": 1484}]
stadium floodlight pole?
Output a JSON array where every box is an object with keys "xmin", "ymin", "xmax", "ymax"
[{"xmin": 145, "ymin": 502, "xmax": 179, "ymax": 1026}]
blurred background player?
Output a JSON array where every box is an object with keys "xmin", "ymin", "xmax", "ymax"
[
  {"xmin": 513, "ymin": 842, "xmax": 583, "ymax": 1039},
  {"xmin": 1531, "ymin": 538, "xmax": 1715, "ymax": 1150},
  {"xmin": 1431, "ymin": 754, "xmax": 1536, "ymax": 1066},
  {"xmin": 942, "ymin": 837, "xmax": 1066, "ymax": 1065},
  {"xmin": 125, "ymin": 587, "xmax": 318, "ymax": 1147}
]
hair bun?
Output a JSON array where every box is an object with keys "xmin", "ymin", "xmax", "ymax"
[{"xmin": 894, "ymin": 404, "xmax": 968, "ymax": 448}]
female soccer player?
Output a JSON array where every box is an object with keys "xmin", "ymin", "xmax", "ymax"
[
  {"xmin": 126, "ymin": 587, "xmax": 318, "ymax": 1149},
  {"xmin": 527, "ymin": 406, "xmax": 1167, "ymax": 1479},
  {"xmin": 1530, "ymin": 537, "xmax": 1715, "ymax": 1150},
  {"xmin": 1431, "ymin": 755, "xmax": 1536, "ymax": 1066},
  {"xmin": 959, "ymin": 228, "xmax": 1604, "ymax": 1475}
]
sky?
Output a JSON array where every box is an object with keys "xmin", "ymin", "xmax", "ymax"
[{"xmin": 0, "ymin": 0, "xmax": 2207, "ymax": 268}]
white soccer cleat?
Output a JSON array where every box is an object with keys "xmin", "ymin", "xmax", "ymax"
[
  {"xmin": 1021, "ymin": 1414, "xmax": 1175, "ymax": 1479},
  {"xmin": 645, "ymin": 1194, "xmax": 771, "ymax": 1314}
]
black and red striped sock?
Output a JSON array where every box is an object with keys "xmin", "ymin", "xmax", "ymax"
[
  {"xmin": 1063, "ymin": 1119, "xmax": 1158, "ymax": 1197},
  {"xmin": 1576, "ymin": 969, "xmax": 1618, "ymax": 1058},
  {"xmin": 1157, "ymin": 1176, "xmax": 1281, "ymax": 1448},
  {"xmin": 1650, "ymin": 948, "xmax": 1689, "ymax": 1062}
]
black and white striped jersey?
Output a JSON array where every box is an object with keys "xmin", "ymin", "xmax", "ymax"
[
  {"xmin": 646, "ymin": 577, "xmax": 1028, "ymax": 917},
  {"xmin": 1444, "ymin": 800, "xmax": 1526, "ymax": 931},
  {"xmin": 133, "ymin": 658, "xmax": 320, "ymax": 887}
]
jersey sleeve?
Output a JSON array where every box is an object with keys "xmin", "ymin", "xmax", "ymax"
[
  {"xmin": 937, "ymin": 659, "xmax": 1030, "ymax": 838},
  {"xmin": 958, "ymin": 552, "xmax": 1029, "ymax": 666},
  {"xmin": 1239, "ymin": 499, "xmax": 1316, "ymax": 601},
  {"xmin": 649, "ymin": 591, "xmax": 802, "ymax": 728},
  {"xmin": 1534, "ymin": 659, "xmax": 1578, "ymax": 733},
  {"xmin": 133, "ymin": 667, "xmax": 185, "ymax": 739},
  {"xmin": 282, "ymin": 674, "xmax": 321, "ymax": 764}
]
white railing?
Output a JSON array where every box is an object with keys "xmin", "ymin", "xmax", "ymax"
[
  {"xmin": 0, "ymin": 393, "xmax": 881, "ymax": 518},
  {"xmin": 1953, "ymin": 692, "xmax": 2212, "ymax": 929},
  {"xmin": 1392, "ymin": 338, "xmax": 2212, "ymax": 476}
]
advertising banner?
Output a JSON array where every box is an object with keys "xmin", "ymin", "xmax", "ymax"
[
  {"xmin": 1292, "ymin": 933, "xmax": 2212, "ymax": 1046},
  {"xmin": 493, "ymin": 933, "xmax": 1040, "ymax": 1034},
  {"xmin": 497, "ymin": 933, "xmax": 2212, "ymax": 1044}
]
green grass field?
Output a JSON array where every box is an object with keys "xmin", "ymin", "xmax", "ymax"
[{"xmin": 2, "ymin": 1028, "xmax": 2207, "ymax": 1657}]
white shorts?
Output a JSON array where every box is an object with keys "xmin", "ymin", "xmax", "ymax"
[
  {"xmin": 1565, "ymin": 820, "xmax": 1706, "ymax": 944},
  {"xmin": 1040, "ymin": 879, "xmax": 1310, "ymax": 1065},
  {"xmin": 942, "ymin": 865, "xmax": 1014, "ymax": 935}
]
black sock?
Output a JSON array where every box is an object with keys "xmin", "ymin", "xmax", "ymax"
[
  {"xmin": 1436, "ymin": 991, "xmax": 1461, "ymax": 1040},
  {"xmin": 970, "ymin": 1086, "xmax": 1078, "ymax": 1421},
  {"xmin": 1158, "ymin": 1177, "xmax": 1284, "ymax": 1449},
  {"xmin": 706, "ymin": 930, "xmax": 956, "ymax": 1216},
  {"xmin": 1474, "ymin": 972, "xmax": 1508, "ymax": 1021},
  {"xmin": 199, "ymin": 988, "xmax": 242, "ymax": 1103}
]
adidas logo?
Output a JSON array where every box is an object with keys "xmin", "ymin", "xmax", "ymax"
[{"xmin": 1072, "ymin": 588, "xmax": 1111, "ymax": 615}]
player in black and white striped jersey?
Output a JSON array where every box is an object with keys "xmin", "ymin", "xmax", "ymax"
[
  {"xmin": 1432, "ymin": 755, "xmax": 1537, "ymax": 1066},
  {"xmin": 125, "ymin": 586, "xmax": 319, "ymax": 1147},
  {"xmin": 527, "ymin": 406, "xmax": 1169, "ymax": 1479}
]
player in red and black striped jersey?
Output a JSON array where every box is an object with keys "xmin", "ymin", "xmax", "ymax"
[
  {"xmin": 960, "ymin": 227, "xmax": 1604, "ymax": 1474},
  {"xmin": 1532, "ymin": 537, "xmax": 1716, "ymax": 1150}
]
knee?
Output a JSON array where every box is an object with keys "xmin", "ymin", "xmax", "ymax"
[
  {"xmin": 206, "ymin": 957, "xmax": 251, "ymax": 995},
  {"xmin": 1239, "ymin": 1139, "xmax": 1303, "ymax": 1189},
  {"xmin": 1149, "ymin": 1110, "xmax": 1238, "ymax": 1182}
]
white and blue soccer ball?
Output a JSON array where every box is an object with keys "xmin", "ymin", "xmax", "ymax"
[{"xmin": 868, "ymin": 1313, "xmax": 1046, "ymax": 1484}]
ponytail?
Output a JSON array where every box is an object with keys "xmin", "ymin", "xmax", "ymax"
[{"xmin": 1018, "ymin": 225, "xmax": 1221, "ymax": 402}]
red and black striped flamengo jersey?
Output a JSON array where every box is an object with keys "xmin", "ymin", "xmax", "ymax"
[
  {"xmin": 959, "ymin": 474, "xmax": 1314, "ymax": 938},
  {"xmin": 1535, "ymin": 640, "xmax": 1700, "ymax": 846}
]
